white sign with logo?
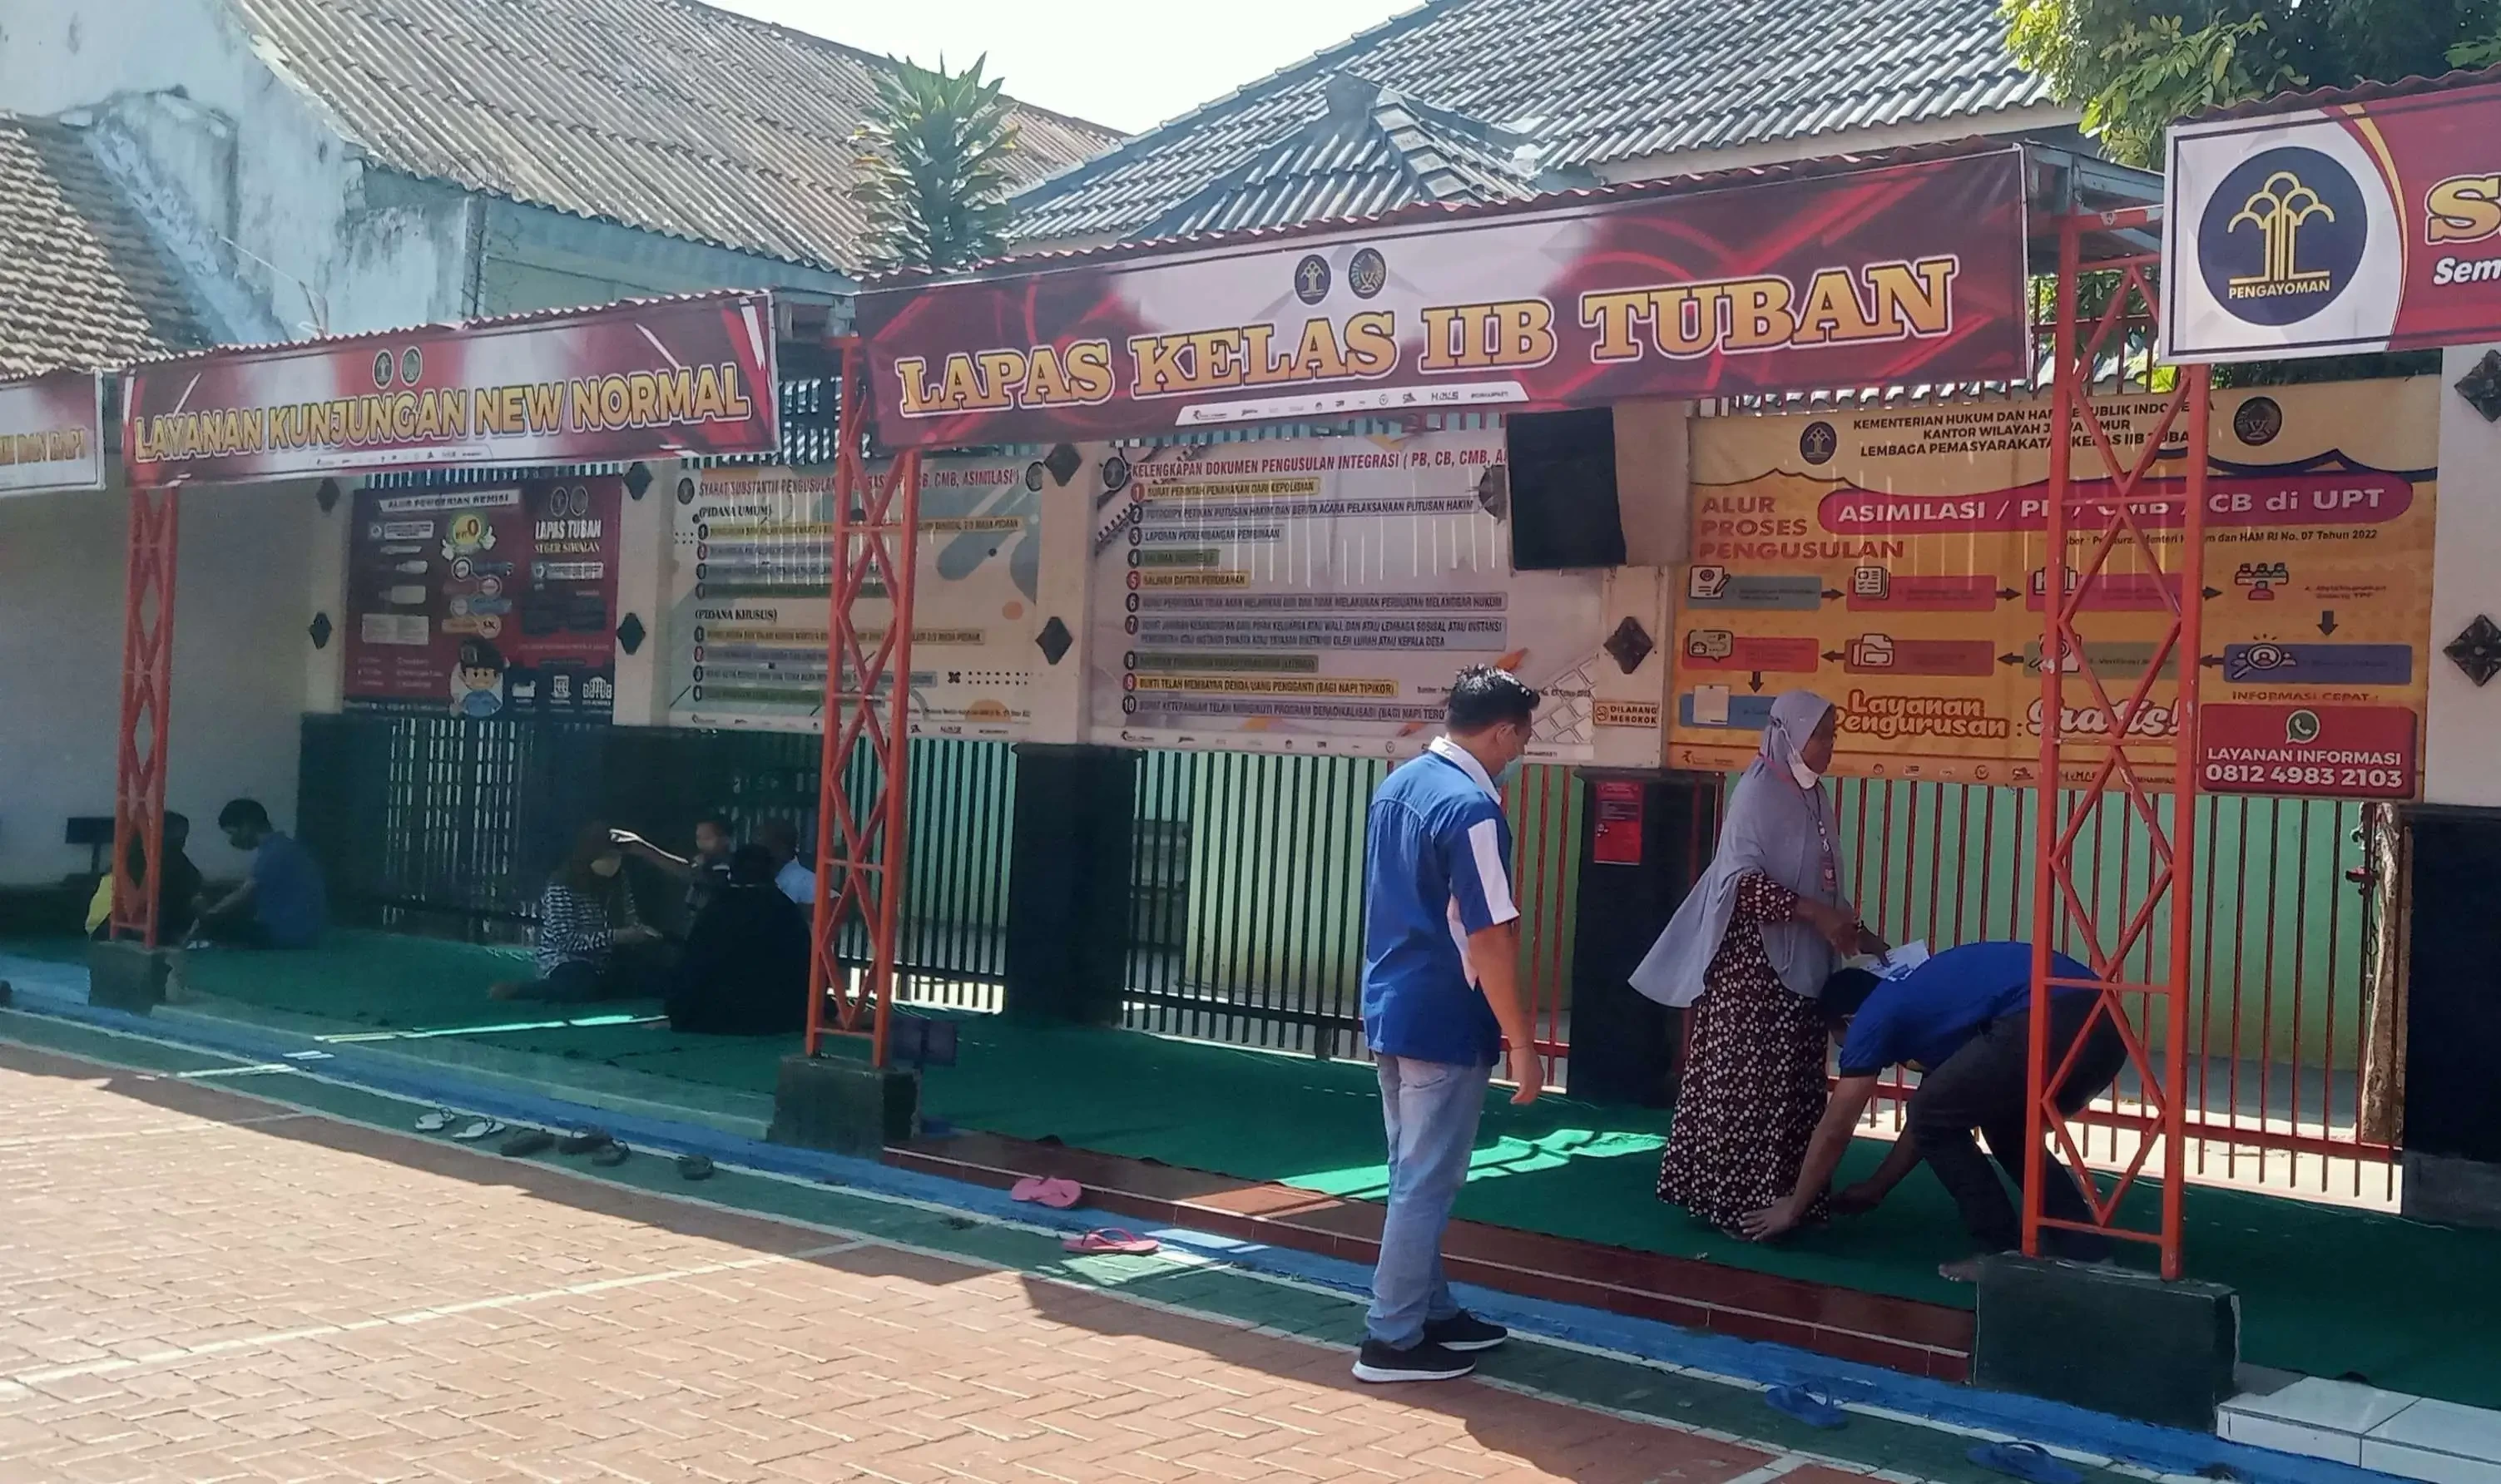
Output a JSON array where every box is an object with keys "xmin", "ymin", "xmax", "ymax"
[{"xmin": 2162, "ymin": 112, "xmax": 2407, "ymax": 363}]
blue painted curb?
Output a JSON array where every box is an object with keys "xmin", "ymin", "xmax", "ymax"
[{"xmin": 0, "ymin": 956, "xmax": 2404, "ymax": 1484}]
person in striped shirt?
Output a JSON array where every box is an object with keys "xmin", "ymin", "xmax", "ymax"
[{"xmin": 491, "ymin": 824, "xmax": 670, "ymax": 1002}]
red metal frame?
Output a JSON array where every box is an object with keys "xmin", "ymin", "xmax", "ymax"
[
  {"xmin": 2028, "ymin": 206, "xmax": 2211, "ymax": 1279},
  {"xmin": 110, "ymin": 482, "xmax": 181, "ymax": 947},
  {"xmin": 806, "ymin": 339, "xmax": 921, "ymax": 1065}
]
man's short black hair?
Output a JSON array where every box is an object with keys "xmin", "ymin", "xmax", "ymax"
[
  {"xmin": 1446, "ymin": 666, "xmax": 1539, "ymax": 732},
  {"xmin": 1820, "ymin": 967, "xmax": 1881, "ymax": 1024},
  {"xmin": 216, "ymin": 799, "xmax": 271, "ymax": 832},
  {"xmin": 726, "ymin": 843, "xmax": 778, "ymax": 888}
]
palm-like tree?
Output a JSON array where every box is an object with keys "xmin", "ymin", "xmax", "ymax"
[{"xmin": 851, "ymin": 55, "xmax": 1022, "ymax": 274}]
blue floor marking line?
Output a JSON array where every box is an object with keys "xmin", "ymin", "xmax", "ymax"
[{"xmin": 0, "ymin": 954, "xmax": 2393, "ymax": 1484}]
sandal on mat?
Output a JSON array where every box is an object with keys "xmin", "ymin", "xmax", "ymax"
[
  {"xmin": 557, "ymin": 1127, "xmax": 614, "ymax": 1155},
  {"xmin": 450, "ymin": 1118, "xmax": 506, "ymax": 1142},
  {"xmin": 1766, "ymin": 1385, "xmax": 1848, "ymax": 1430},
  {"xmin": 499, "ymin": 1129, "xmax": 556, "ymax": 1158},
  {"xmin": 414, "ymin": 1110, "xmax": 457, "ymax": 1133},
  {"xmin": 591, "ymin": 1143, "xmax": 631, "ymax": 1168},
  {"xmin": 1009, "ymin": 1176, "xmax": 1082, "ymax": 1209},
  {"xmin": 676, "ymin": 1155, "xmax": 715, "ymax": 1181},
  {"xmin": 1969, "ymin": 1443, "xmax": 2083, "ymax": 1484},
  {"xmin": 1062, "ymin": 1229, "xmax": 1159, "ymax": 1256}
]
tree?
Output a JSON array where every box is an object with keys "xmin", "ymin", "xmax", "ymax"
[
  {"xmin": 2003, "ymin": 0, "xmax": 2501, "ymax": 169},
  {"xmin": 850, "ymin": 56, "xmax": 1023, "ymax": 274}
]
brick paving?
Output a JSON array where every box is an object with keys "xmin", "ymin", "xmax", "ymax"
[{"xmin": 0, "ymin": 1041, "xmax": 1800, "ymax": 1483}]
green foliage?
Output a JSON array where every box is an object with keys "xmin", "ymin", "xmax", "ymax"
[
  {"xmin": 2003, "ymin": 0, "xmax": 2501, "ymax": 168},
  {"xmin": 851, "ymin": 55, "xmax": 1023, "ymax": 274}
]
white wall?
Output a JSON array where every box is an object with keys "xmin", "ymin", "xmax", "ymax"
[
  {"xmin": 0, "ymin": 484, "xmax": 316, "ymax": 887},
  {"xmin": 0, "ymin": 0, "xmax": 470, "ymax": 337},
  {"xmin": 2426, "ymin": 344, "xmax": 2501, "ymax": 807}
]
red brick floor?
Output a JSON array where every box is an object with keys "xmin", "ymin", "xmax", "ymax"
[{"xmin": 0, "ymin": 1043, "xmax": 1795, "ymax": 1483}]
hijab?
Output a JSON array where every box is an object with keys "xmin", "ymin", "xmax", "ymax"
[{"xmin": 1628, "ymin": 690, "xmax": 1844, "ymax": 1007}]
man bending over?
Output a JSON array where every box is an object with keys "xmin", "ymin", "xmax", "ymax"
[{"xmin": 1739, "ymin": 941, "xmax": 2127, "ymax": 1279}]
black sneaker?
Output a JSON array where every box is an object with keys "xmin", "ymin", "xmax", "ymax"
[
  {"xmin": 1351, "ymin": 1338, "xmax": 1476, "ymax": 1384},
  {"xmin": 1424, "ymin": 1311, "xmax": 1508, "ymax": 1353}
]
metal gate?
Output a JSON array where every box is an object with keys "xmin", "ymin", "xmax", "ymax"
[
  {"xmin": 1825, "ymin": 776, "xmax": 2401, "ymax": 1205},
  {"xmin": 1121, "ymin": 750, "xmax": 1579, "ymax": 1077}
]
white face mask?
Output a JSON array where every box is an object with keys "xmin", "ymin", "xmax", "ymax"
[
  {"xmin": 591, "ymin": 856, "xmax": 622, "ymax": 878},
  {"xmin": 1790, "ymin": 756, "xmax": 1821, "ymax": 789}
]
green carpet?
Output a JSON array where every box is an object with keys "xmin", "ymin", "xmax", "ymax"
[{"xmin": 7, "ymin": 928, "xmax": 2496, "ymax": 1407}]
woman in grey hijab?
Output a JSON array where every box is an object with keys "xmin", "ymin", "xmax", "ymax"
[{"xmin": 1629, "ymin": 690, "xmax": 1883, "ymax": 1234}]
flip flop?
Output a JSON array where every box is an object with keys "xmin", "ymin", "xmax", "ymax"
[
  {"xmin": 450, "ymin": 1118, "xmax": 506, "ymax": 1142},
  {"xmin": 676, "ymin": 1154, "xmax": 715, "ymax": 1181},
  {"xmin": 1766, "ymin": 1385, "xmax": 1849, "ymax": 1430},
  {"xmin": 1969, "ymin": 1442, "xmax": 2083, "ymax": 1484},
  {"xmin": 414, "ymin": 1110, "xmax": 457, "ymax": 1133},
  {"xmin": 591, "ymin": 1144, "xmax": 631, "ymax": 1168},
  {"xmin": 499, "ymin": 1129, "xmax": 556, "ymax": 1158},
  {"xmin": 557, "ymin": 1127, "xmax": 614, "ymax": 1155},
  {"xmin": 1062, "ymin": 1229, "xmax": 1159, "ymax": 1256},
  {"xmin": 1009, "ymin": 1176, "xmax": 1082, "ymax": 1209}
]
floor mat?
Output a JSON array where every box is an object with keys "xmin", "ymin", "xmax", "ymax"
[{"xmin": 18, "ymin": 928, "xmax": 2494, "ymax": 1407}]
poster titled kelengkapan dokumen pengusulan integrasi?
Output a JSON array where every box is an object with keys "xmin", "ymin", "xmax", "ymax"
[
  {"xmin": 1668, "ymin": 378, "xmax": 2437, "ymax": 799},
  {"xmin": 1086, "ymin": 428, "xmax": 1602, "ymax": 759}
]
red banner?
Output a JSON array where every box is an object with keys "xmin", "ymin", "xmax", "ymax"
[
  {"xmin": 2201, "ymin": 702, "xmax": 2417, "ymax": 799},
  {"xmin": 858, "ymin": 151, "xmax": 2031, "ymax": 448},
  {"xmin": 2167, "ymin": 77, "xmax": 2501, "ymax": 359},
  {"xmin": 125, "ymin": 292, "xmax": 779, "ymax": 485},
  {"xmin": 0, "ymin": 370, "xmax": 106, "ymax": 497},
  {"xmin": 344, "ymin": 479, "xmax": 622, "ymax": 720}
]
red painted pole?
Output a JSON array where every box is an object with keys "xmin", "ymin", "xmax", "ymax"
[
  {"xmin": 2165, "ymin": 362, "xmax": 2211, "ymax": 1280},
  {"xmin": 111, "ymin": 482, "xmax": 180, "ymax": 949},
  {"xmin": 871, "ymin": 448, "xmax": 923, "ymax": 1072}
]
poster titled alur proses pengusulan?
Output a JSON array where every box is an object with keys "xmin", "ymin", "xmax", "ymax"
[{"xmin": 1667, "ymin": 378, "xmax": 2437, "ymax": 800}]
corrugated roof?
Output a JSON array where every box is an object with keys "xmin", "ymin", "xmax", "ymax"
[
  {"xmin": 1011, "ymin": 0, "xmax": 2053, "ymax": 244},
  {"xmin": 2196, "ymin": 62, "xmax": 2501, "ymax": 120},
  {"xmin": 0, "ymin": 115, "xmax": 210, "ymax": 378},
  {"xmin": 223, "ymin": 0, "xmax": 1125, "ymax": 276},
  {"xmin": 879, "ymin": 137, "xmax": 2024, "ymax": 285},
  {"xmin": 1139, "ymin": 74, "xmax": 1582, "ymax": 238}
]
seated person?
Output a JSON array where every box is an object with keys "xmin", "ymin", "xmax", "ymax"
[
  {"xmin": 666, "ymin": 844, "xmax": 811, "ymax": 1035},
  {"xmin": 86, "ymin": 812, "xmax": 206, "ymax": 943},
  {"xmin": 1738, "ymin": 942, "xmax": 2128, "ymax": 1279},
  {"xmin": 610, "ymin": 817, "xmax": 734, "ymax": 928},
  {"xmin": 754, "ymin": 818, "xmax": 817, "ymax": 908},
  {"xmin": 494, "ymin": 825, "xmax": 671, "ymax": 1002},
  {"xmin": 196, "ymin": 799, "xmax": 328, "ymax": 949}
]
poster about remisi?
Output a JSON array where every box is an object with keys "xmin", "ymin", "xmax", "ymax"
[
  {"xmin": 664, "ymin": 459, "xmax": 1042, "ymax": 737},
  {"xmin": 1668, "ymin": 379, "xmax": 2436, "ymax": 799},
  {"xmin": 1087, "ymin": 429, "xmax": 1602, "ymax": 759},
  {"xmin": 342, "ymin": 480, "xmax": 622, "ymax": 720}
]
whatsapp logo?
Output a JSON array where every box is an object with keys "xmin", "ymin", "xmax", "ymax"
[{"xmin": 2286, "ymin": 710, "xmax": 2322, "ymax": 744}]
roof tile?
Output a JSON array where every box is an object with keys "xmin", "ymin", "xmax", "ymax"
[
  {"xmin": 1012, "ymin": 0, "xmax": 2050, "ymax": 243},
  {"xmin": 226, "ymin": 0, "xmax": 1123, "ymax": 275},
  {"xmin": 0, "ymin": 116, "xmax": 210, "ymax": 378}
]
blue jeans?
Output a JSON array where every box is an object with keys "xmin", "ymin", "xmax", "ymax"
[{"xmin": 1367, "ymin": 1054, "xmax": 1491, "ymax": 1347}]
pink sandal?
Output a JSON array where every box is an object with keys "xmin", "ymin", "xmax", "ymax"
[
  {"xmin": 1062, "ymin": 1228, "xmax": 1160, "ymax": 1255},
  {"xmin": 1009, "ymin": 1175, "xmax": 1082, "ymax": 1209}
]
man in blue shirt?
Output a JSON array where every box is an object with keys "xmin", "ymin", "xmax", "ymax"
[
  {"xmin": 1738, "ymin": 942, "xmax": 2127, "ymax": 1279},
  {"xmin": 1352, "ymin": 666, "xmax": 1544, "ymax": 1384},
  {"xmin": 198, "ymin": 799, "xmax": 329, "ymax": 949}
]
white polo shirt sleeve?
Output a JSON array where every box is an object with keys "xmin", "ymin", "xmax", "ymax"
[{"xmin": 1444, "ymin": 797, "xmax": 1518, "ymax": 938}]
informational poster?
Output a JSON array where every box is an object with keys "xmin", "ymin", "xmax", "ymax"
[
  {"xmin": 344, "ymin": 479, "xmax": 622, "ymax": 720},
  {"xmin": 1667, "ymin": 380, "xmax": 2438, "ymax": 799},
  {"xmin": 1088, "ymin": 428, "xmax": 1602, "ymax": 759},
  {"xmin": 663, "ymin": 458, "xmax": 1041, "ymax": 738}
]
